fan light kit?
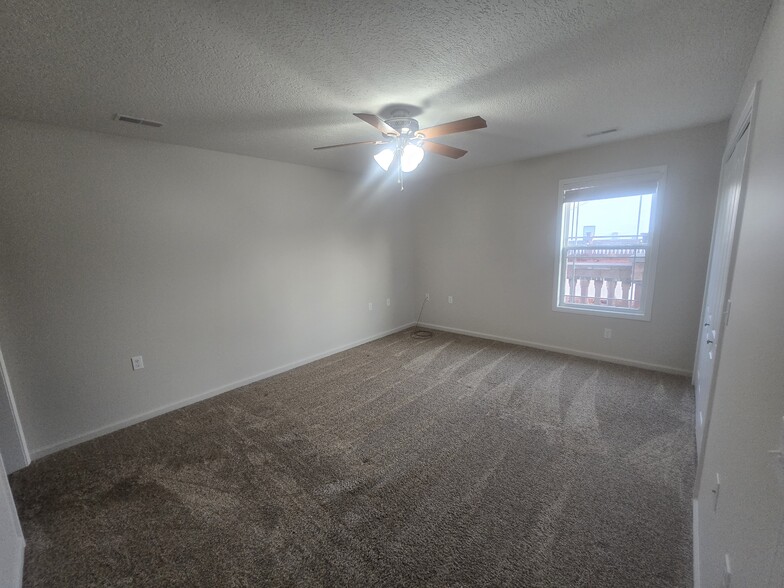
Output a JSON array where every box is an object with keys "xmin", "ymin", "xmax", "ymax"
[{"xmin": 315, "ymin": 110, "xmax": 487, "ymax": 189}]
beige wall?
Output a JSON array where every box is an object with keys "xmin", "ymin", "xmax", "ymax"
[
  {"xmin": 411, "ymin": 122, "xmax": 726, "ymax": 374},
  {"xmin": 696, "ymin": 0, "xmax": 784, "ymax": 585},
  {"xmin": 0, "ymin": 119, "xmax": 416, "ymax": 456}
]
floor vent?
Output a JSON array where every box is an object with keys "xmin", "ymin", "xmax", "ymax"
[{"xmin": 114, "ymin": 114, "xmax": 163, "ymax": 128}]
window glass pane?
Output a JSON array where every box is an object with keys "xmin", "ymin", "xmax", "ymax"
[
  {"xmin": 565, "ymin": 194, "xmax": 652, "ymax": 242},
  {"xmin": 559, "ymin": 192, "xmax": 654, "ymax": 313}
]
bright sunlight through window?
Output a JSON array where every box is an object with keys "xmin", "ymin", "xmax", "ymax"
[{"xmin": 554, "ymin": 167, "xmax": 665, "ymax": 320}]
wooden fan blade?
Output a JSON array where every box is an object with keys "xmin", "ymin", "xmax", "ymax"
[
  {"xmin": 422, "ymin": 141, "xmax": 468, "ymax": 159},
  {"xmin": 353, "ymin": 113, "xmax": 400, "ymax": 136},
  {"xmin": 314, "ymin": 140, "xmax": 389, "ymax": 150},
  {"xmin": 417, "ymin": 116, "xmax": 487, "ymax": 139}
]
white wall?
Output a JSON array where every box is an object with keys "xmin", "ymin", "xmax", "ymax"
[
  {"xmin": 411, "ymin": 123, "xmax": 726, "ymax": 374},
  {"xmin": 696, "ymin": 0, "xmax": 784, "ymax": 585},
  {"xmin": 0, "ymin": 119, "xmax": 416, "ymax": 457}
]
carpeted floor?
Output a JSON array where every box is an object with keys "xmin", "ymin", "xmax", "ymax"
[{"xmin": 10, "ymin": 329, "xmax": 696, "ymax": 587}]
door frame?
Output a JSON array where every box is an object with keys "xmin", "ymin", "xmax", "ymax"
[
  {"xmin": 0, "ymin": 342, "xmax": 29, "ymax": 473},
  {"xmin": 692, "ymin": 80, "xmax": 760, "ymax": 495},
  {"xmin": 0, "ymin": 450, "xmax": 25, "ymax": 588}
]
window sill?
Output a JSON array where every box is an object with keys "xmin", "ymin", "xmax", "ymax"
[{"xmin": 553, "ymin": 303, "xmax": 651, "ymax": 321}]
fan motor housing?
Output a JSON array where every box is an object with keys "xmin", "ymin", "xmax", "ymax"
[{"xmin": 384, "ymin": 117, "xmax": 419, "ymax": 136}]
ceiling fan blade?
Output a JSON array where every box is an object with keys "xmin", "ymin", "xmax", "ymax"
[
  {"xmin": 417, "ymin": 116, "xmax": 487, "ymax": 139},
  {"xmin": 314, "ymin": 139, "xmax": 389, "ymax": 150},
  {"xmin": 422, "ymin": 141, "xmax": 468, "ymax": 159},
  {"xmin": 353, "ymin": 113, "xmax": 400, "ymax": 136}
]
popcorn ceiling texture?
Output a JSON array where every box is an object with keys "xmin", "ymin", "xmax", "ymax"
[
  {"xmin": 11, "ymin": 329, "xmax": 695, "ymax": 586},
  {"xmin": 0, "ymin": 0, "xmax": 771, "ymax": 176}
]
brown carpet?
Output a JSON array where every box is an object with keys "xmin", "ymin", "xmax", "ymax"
[{"xmin": 10, "ymin": 329, "xmax": 695, "ymax": 587}]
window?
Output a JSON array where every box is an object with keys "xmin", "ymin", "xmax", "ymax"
[{"xmin": 553, "ymin": 167, "xmax": 665, "ymax": 320}]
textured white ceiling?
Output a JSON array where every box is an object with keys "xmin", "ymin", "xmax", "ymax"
[{"xmin": 0, "ymin": 0, "xmax": 771, "ymax": 177}]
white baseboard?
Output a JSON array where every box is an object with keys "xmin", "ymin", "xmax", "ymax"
[
  {"xmin": 418, "ymin": 322, "xmax": 692, "ymax": 377},
  {"xmin": 30, "ymin": 322, "xmax": 416, "ymax": 460},
  {"xmin": 693, "ymin": 498, "xmax": 700, "ymax": 588}
]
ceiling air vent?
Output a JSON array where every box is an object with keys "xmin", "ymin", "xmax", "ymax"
[
  {"xmin": 113, "ymin": 114, "xmax": 163, "ymax": 128},
  {"xmin": 585, "ymin": 128, "xmax": 618, "ymax": 138}
]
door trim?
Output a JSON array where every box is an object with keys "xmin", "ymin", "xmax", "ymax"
[
  {"xmin": 0, "ymin": 344, "xmax": 30, "ymax": 473},
  {"xmin": 0, "ymin": 451, "xmax": 25, "ymax": 588},
  {"xmin": 693, "ymin": 80, "xmax": 760, "ymax": 496}
]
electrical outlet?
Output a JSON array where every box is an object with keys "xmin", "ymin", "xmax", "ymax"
[
  {"xmin": 603, "ymin": 328, "xmax": 612, "ymax": 339},
  {"xmin": 425, "ymin": 293, "xmax": 430, "ymax": 302},
  {"xmin": 131, "ymin": 356, "xmax": 144, "ymax": 371},
  {"xmin": 368, "ymin": 302, "xmax": 373, "ymax": 311},
  {"xmin": 448, "ymin": 296, "xmax": 453, "ymax": 304},
  {"xmin": 386, "ymin": 298, "xmax": 391, "ymax": 307}
]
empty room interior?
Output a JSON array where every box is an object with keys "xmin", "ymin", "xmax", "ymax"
[{"xmin": 1, "ymin": 0, "xmax": 783, "ymax": 586}]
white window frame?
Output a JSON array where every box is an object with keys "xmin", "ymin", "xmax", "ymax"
[{"xmin": 552, "ymin": 166, "xmax": 666, "ymax": 321}]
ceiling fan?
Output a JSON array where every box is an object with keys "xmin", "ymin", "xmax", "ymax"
[{"xmin": 314, "ymin": 111, "xmax": 487, "ymax": 180}]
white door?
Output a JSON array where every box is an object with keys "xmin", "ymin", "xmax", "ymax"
[
  {"xmin": 0, "ymin": 344, "xmax": 29, "ymax": 474},
  {"xmin": 694, "ymin": 122, "xmax": 750, "ymax": 457},
  {"xmin": 0, "ymin": 451, "xmax": 25, "ymax": 588}
]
